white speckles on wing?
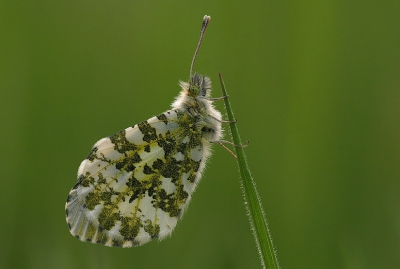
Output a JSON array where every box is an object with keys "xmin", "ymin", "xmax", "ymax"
[
  {"xmin": 107, "ymin": 220, "xmax": 123, "ymax": 238},
  {"xmin": 182, "ymin": 136, "xmax": 190, "ymax": 143},
  {"xmin": 181, "ymin": 173, "xmax": 196, "ymax": 194},
  {"xmin": 160, "ymin": 177, "xmax": 176, "ymax": 195},
  {"xmin": 148, "ymin": 115, "xmax": 179, "ymax": 135},
  {"xmin": 106, "ymin": 170, "xmax": 132, "ymax": 192},
  {"xmin": 190, "ymin": 145, "xmax": 203, "ymax": 162},
  {"xmin": 173, "ymin": 152, "xmax": 185, "ymax": 161},
  {"xmin": 94, "ymin": 137, "xmax": 111, "ymax": 150},
  {"xmin": 85, "ymin": 203, "xmax": 104, "ymax": 222},
  {"xmin": 125, "ymin": 126, "xmax": 145, "ymax": 145}
]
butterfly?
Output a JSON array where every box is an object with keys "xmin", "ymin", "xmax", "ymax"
[{"xmin": 65, "ymin": 15, "xmax": 225, "ymax": 247}]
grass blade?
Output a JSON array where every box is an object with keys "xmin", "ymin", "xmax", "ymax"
[{"xmin": 219, "ymin": 73, "xmax": 280, "ymax": 269}]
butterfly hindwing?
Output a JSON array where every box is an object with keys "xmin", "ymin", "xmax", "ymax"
[{"xmin": 66, "ymin": 109, "xmax": 208, "ymax": 247}]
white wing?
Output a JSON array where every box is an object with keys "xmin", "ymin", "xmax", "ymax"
[{"xmin": 65, "ymin": 109, "xmax": 210, "ymax": 247}]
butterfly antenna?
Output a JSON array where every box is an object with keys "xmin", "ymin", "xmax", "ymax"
[{"xmin": 190, "ymin": 15, "xmax": 211, "ymax": 78}]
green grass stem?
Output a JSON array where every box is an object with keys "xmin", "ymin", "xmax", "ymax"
[{"xmin": 219, "ymin": 73, "xmax": 280, "ymax": 269}]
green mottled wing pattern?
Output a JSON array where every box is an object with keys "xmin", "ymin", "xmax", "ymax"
[{"xmin": 65, "ymin": 109, "xmax": 208, "ymax": 247}]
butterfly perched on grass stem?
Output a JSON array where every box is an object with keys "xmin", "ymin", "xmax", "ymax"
[{"xmin": 65, "ymin": 15, "xmax": 225, "ymax": 247}]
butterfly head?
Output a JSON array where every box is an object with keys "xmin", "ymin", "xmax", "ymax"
[
  {"xmin": 184, "ymin": 72, "xmax": 212, "ymax": 98},
  {"xmin": 173, "ymin": 73, "xmax": 213, "ymax": 112}
]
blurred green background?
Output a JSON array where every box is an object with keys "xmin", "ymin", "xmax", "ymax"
[{"xmin": 1, "ymin": 0, "xmax": 399, "ymax": 268}]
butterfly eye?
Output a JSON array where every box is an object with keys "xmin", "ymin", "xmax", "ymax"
[{"xmin": 189, "ymin": 85, "xmax": 200, "ymax": 96}]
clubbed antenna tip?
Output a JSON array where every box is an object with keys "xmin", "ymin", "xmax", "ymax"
[{"xmin": 190, "ymin": 15, "xmax": 211, "ymax": 78}]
